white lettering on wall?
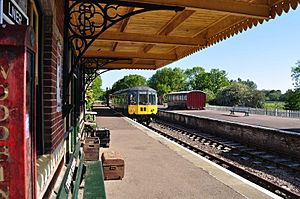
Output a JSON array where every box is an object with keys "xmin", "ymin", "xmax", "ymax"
[{"xmin": 8, "ymin": 2, "xmax": 22, "ymax": 24}]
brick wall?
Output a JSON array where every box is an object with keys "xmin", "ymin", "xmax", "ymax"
[{"xmin": 42, "ymin": 4, "xmax": 65, "ymax": 152}]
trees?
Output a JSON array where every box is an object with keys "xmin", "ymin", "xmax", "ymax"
[
  {"xmin": 215, "ymin": 83, "xmax": 248, "ymax": 106},
  {"xmin": 193, "ymin": 69, "xmax": 230, "ymax": 94},
  {"xmin": 188, "ymin": 68, "xmax": 229, "ymax": 103},
  {"xmin": 184, "ymin": 66, "xmax": 205, "ymax": 90},
  {"xmin": 284, "ymin": 61, "xmax": 300, "ymax": 110},
  {"xmin": 91, "ymin": 76, "xmax": 104, "ymax": 100},
  {"xmin": 291, "ymin": 60, "xmax": 300, "ymax": 88},
  {"xmin": 111, "ymin": 74, "xmax": 147, "ymax": 93},
  {"xmin": 148, "ymin": 67, "xmax": 187, "ymax": 97},
  {"xmin": 284, "ymin": 89, "xmax": 300, "ymax": 110},
  {"xmin": 231, "ymin": 78, "xmax": 257, "ymax": 90},
  {"xmin": 215, "ymin": 82, "xmax": 265, "ymax": 108},
  {"xmin": 85, "ymin": 76, "xmax": 104, "ymax": 110},
  {"xmin": 261, "ymin": 90, "xmax": 282, "ymax": 101}
]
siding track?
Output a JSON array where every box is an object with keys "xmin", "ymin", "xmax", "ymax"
[{"xmin": 144, "ymin": 119, "xmax": 300, "ymax": 199}]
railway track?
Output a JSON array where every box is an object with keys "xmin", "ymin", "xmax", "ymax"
[{"xmin": 144, "ymin": 119, "xmax": 300, "ymax": 199}]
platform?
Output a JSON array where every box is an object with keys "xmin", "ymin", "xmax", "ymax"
[
  {"xmin": 171, "ymin": 109, "xmax": 300, "ymax": 133},
  {"xmin": 94, "ymin": 106, "xmax": 280, "ymax": 199}
]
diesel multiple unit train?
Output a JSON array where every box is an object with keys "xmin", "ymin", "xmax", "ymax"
[{"xmin": 110, "ymin": 86, "xmax": 158, "ymax": 124}]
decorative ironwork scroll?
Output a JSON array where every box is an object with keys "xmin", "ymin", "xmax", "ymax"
[
  {"xmin": 67, "ymin": 0, "xmax": 184, "ymax": 65},
  {"xmin": 64, "ymin": 0, "xmax": 183, "ymax": 117},
  {"xmin": 81, "ymin": 57, "xmax": 118, "ymax": 69},
  {"xmin": 82, "ymin": 57, "xmax": 126, "ymax": 91},
  {"xmin": 84, "ymin": 68, "xmax": 110, "ymax": 91}
]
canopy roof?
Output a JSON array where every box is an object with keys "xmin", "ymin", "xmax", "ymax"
[{"xmin": 68, "ymin": 0, "xmax": 299, "ymax": 70}]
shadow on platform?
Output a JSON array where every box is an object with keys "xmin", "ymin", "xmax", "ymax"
[
  {"xmin": 92, "ymin": 106, "xmax": 123, "ymax": 117},
  {"xmin": 280, "ymin": 128, "xmax": 300, "ymax": 133}
]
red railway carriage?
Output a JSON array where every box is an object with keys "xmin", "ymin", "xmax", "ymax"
[{"xmin": 166, "ymin": 90, "xmax": 206, "ymax": 110}]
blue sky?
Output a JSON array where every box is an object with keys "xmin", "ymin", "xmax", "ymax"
[{"xmin": 101, "ymin": 9, "xmax": 300, "ymax": 93}]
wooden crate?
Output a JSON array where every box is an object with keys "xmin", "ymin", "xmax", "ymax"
[
  {"xmin": 84, "ymin": 138, "xmax": 100, "ymax": 161},
  {"xmin": 95, "ymin": 127, "xmax": 110, "ymax": 147},
  {"xmin": 101, "ymin": 150, "xmax": 124, "ymax": 180}
]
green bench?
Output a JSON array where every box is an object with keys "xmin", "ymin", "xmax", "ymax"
[
  {"xmin": 57, "ymin": 143, "xmax": 106, "ymax": 199},
  {"xmin": 84, "ymin": 161, "xmax": 106, "ymax": 199}
]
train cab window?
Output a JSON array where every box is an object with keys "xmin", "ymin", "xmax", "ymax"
[
  {"xmin": 149, "ymin": 92, "xmax": 157, "ymax": 105},
  {"xmin": 129, "ymin": 93, "xmax": 137, "ymax": 105},
  {"xmin": 139, "ymin": 91, "xmax": 148, "ymax": 105}
]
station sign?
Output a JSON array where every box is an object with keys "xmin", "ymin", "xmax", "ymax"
[{"xmin": 0, "ymin": 0, "xmax": 28, "ymax": 25}]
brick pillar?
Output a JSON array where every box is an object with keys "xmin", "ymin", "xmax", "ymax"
[{"xmin": 43, "ymin": 16, "xmax": 64, "ymax": 153}]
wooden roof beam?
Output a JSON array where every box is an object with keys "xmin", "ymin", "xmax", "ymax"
[
  {"xmin": 123, "ymin": 0, "xmax": 270, "ymax": 19},
  {"xmin": 269, "ymin": 0, "xmax": 284, "ymax": 6},
  {"xmin": 98, "ymin": 32, "xmax": 205, "ymax": 46},
  {"xmin": 85, "ymin": 51, "xmax": 177, "ymax": 60},
  {"xmin": 102, "ymin": 63, "xmax": 157, "ymax": 70},
  {"xmin": 140, "ymin": 9, "xmax": 195, "ymax": 54},
  {"xmin": 112, "ymin": 7, "xmax": 134, "ymax": 52},
  {"xmin": 157, "ymin": 10, "xmax": 196, "ymax": 35}
]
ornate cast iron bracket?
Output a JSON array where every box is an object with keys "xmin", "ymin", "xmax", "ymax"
[
  {"xmin": 82, "ymin": 57, "xmax": 126, "ymax": 91},
  {"xmin": 84, "ymin": 68, "xmax": 110, "ymax": 92},
  {"xmin": 81, "ymin": 57, "xmax": 121, "ymax": 69},
  {"xmin": 64, "ymin": 0, "xmax": 184, "ymax": 117},
  {"xmin": 67, "ymin": 0, "xmax": 184, "ymax": 65}
]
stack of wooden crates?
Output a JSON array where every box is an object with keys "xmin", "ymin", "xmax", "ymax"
[{"xmin": 83, "ymin": 112, "xmax": 124, "ymax": 180}]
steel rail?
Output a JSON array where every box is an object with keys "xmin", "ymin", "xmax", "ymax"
[
  {"xmin": 145, "ymin": 121, "xmax": 300, "ymax": 199},
  {"xmin": 156, "ymin": 120, "xmax": 300, "ymax": 175}
]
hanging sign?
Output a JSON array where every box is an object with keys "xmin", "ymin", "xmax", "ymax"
[
  {"xmin": 0, "ymin": 0, "xmax": 2, "ymax": 24},
  {"xmin": 0, "ymin": 0, "xmax": 28, "ymax": 25}
]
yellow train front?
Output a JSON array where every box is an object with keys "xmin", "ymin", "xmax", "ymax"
[{"xmin": 110, "ymin": 86, "xmax": 158, "ymax": 124}]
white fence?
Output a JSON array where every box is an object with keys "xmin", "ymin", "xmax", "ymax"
[{"xmin": 206, "ymin": 105, "xmax": 300, "ymax": 118}]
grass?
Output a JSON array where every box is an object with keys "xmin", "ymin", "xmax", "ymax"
[{"xmin": 263, "ymin": 101, "xmax": 285, "ymax": 110}]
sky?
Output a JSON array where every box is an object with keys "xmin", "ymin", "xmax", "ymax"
[{"xmin": 101, "ymin": 9, "xmax": 300, "ymax": 93}]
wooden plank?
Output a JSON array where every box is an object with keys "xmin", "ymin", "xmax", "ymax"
[
  {"xmin": 102, "ymin": 63, "xmax": 157, "ymax": 69},
  {"xmin": 139, "ymin": 9, "xmax": 195, "ymax": 59},
  {"xmin": 98, "ymin": 31, "xmax": 205, "ymax": 46},
  {"xmin": 157, "ymin": 10, "xmax": 195, "ymax": 35},
  {"xmin": 84, "ymin": 51, "xmax": 176, "ymax": 60},
  {"xmin": 206, "ymin": 16, "xmax": 246, "ymax": 38},
  {"xmin": 120, "ymin": 0, "xmax": 270, "ymax": 18},
  {"xmin": 112, "ymin": 7, "xmax": 134, "ymax": 51},
  {"xmin": 169, "ymin": 10, "xmax": 226, "ymax": 37}
]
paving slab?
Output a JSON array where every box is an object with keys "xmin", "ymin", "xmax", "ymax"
[
  {"xmin": 94, "ymin": 106, "xmax": 279, "ymax": 199},
  {"xmin": 172, "ymin": 109, "xmax": 300, "ymax": 133}
]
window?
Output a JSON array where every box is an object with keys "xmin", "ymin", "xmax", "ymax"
[
  {"xmin": 149, "ymin": 92, "xmax": 157, "ymax": 105},
  {"xmin": 139, "ymin": 91, "xmax": 148, "ymax": 105},
  {"xmin": 129, "ymin": 92, "xmax": 137, "ymax": 105}
]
